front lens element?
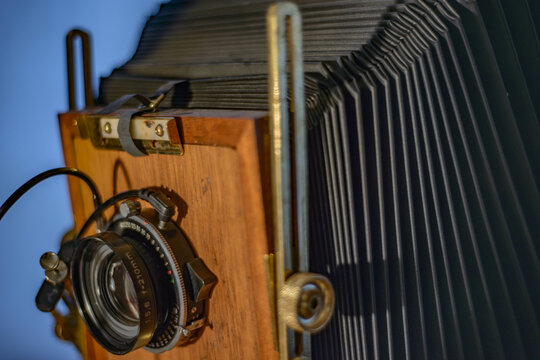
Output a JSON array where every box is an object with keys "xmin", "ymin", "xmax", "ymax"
[
  {"xmin": 105, "ymin": 255, "xmax": 139, "ymax": 324},
  {"xmin": 71, "ymin": 232, "xmax": 158, "ymax": 354},
  {"xmin": 84, "ymin": 244, "xmax": 139, "ymax": 341}
]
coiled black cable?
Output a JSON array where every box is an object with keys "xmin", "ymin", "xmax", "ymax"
[{"xmin": 0, "ymin": 167, "xmax": 101, "ymax": 222}]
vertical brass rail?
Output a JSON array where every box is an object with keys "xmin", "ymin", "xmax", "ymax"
[
  {"xmin": 267, "ymin": 2, "xmax": 307, "ymax": 358},
  {"xmin": 268, "ymin": 3, "xmax": 334, "ymax": 359}
]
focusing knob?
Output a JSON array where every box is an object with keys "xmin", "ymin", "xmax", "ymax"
[
  {"xmin": 279, "ymin": 272, "xmax": 335, "ymax": 333},
  {"xmin": 119, "ymin": 200, "xmax": 141, "ymax": 217}
]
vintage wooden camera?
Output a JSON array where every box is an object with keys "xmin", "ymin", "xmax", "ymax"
[{"xmin": 1, "ymin": 0, "xmax": 539, "ymax": 359}]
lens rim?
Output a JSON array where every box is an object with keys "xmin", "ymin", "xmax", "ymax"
[{"xmin": 71, "ymin": 232, "xmax": 158, "ymax": 354}]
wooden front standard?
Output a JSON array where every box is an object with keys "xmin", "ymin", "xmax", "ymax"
[{"xmin": 58, "ymin": 109, "xmax": 277, "ymax": 360}]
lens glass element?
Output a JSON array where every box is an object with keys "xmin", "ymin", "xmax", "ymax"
[
  {"xmin": 77, "ymin": 239, "xmax": 141, "ymax": 346},
  {"xmin": 105, "ymin": 256, "xmax": 139, "ymax": 324}
]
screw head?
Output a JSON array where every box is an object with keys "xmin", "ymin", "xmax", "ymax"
[
  {"xmin": 103, "ymin": 122, "xmax": 112, "ymax": 134},
  {"xmin": 155, "ymin": 124, "xmax": 164, "ymax": 137}
]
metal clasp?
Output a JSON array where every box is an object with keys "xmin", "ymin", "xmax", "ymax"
[{"xmin": 138, "ymin": 92, "xmax": 167, "ymax": 112}]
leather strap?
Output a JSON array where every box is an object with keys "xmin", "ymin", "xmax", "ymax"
[
  {"xmin": 118, "ymin": 109, "xmax": 146, "ymax": 156},
  {"xmin": 97, "ymin": 93, "xmax": 151, "ymax": 115}
]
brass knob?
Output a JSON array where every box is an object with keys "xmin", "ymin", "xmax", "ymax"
[{"xmin": 279, "ymin": 272, "xmax": 334, "ymax": 333}]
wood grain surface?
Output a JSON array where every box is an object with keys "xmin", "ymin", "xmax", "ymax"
[{"xmin": 59, "ymin": 110, "xmax": 277, "ymax": 360}]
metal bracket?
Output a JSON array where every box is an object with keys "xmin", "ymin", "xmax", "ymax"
[
  {"xmin": 89, "ymin": 80, "xmax": 184, "ymax": 156},
  {"xmin": 266, "ymin": 3, "xmax": 335, "ymax": 360},
  {"xmin": 100, "ymin": 116, "xmax": 174, "ymax": 142},
  {"xmin": 66, "ymin": 29, "xmax": 93, "ymax": 110},
  {"xmin": 76, "ymin": 114, "xmax": 184, "ymax": 155}
]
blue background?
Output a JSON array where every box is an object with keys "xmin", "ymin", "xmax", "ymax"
[{"xmin": 0, "ymin": 1, "xmax": 163, "ymax": 358}]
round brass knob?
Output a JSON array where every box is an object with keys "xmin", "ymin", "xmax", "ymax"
[{"xmin": 279, "ymin": 272, "xmax": 335, "ymax": 333}]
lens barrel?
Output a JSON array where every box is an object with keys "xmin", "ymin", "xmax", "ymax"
[
  {"xmin": 71, "ymin": 231, "xmax": 159, "ymax": 354},
  {"xmin": 70, "ymin": 208, "xmax": 216, "ymax": 355}
]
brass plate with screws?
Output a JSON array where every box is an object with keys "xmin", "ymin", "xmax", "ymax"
[{"xmin": 76, "ymin": 114, "xmax": 183, "ymax": 155}]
